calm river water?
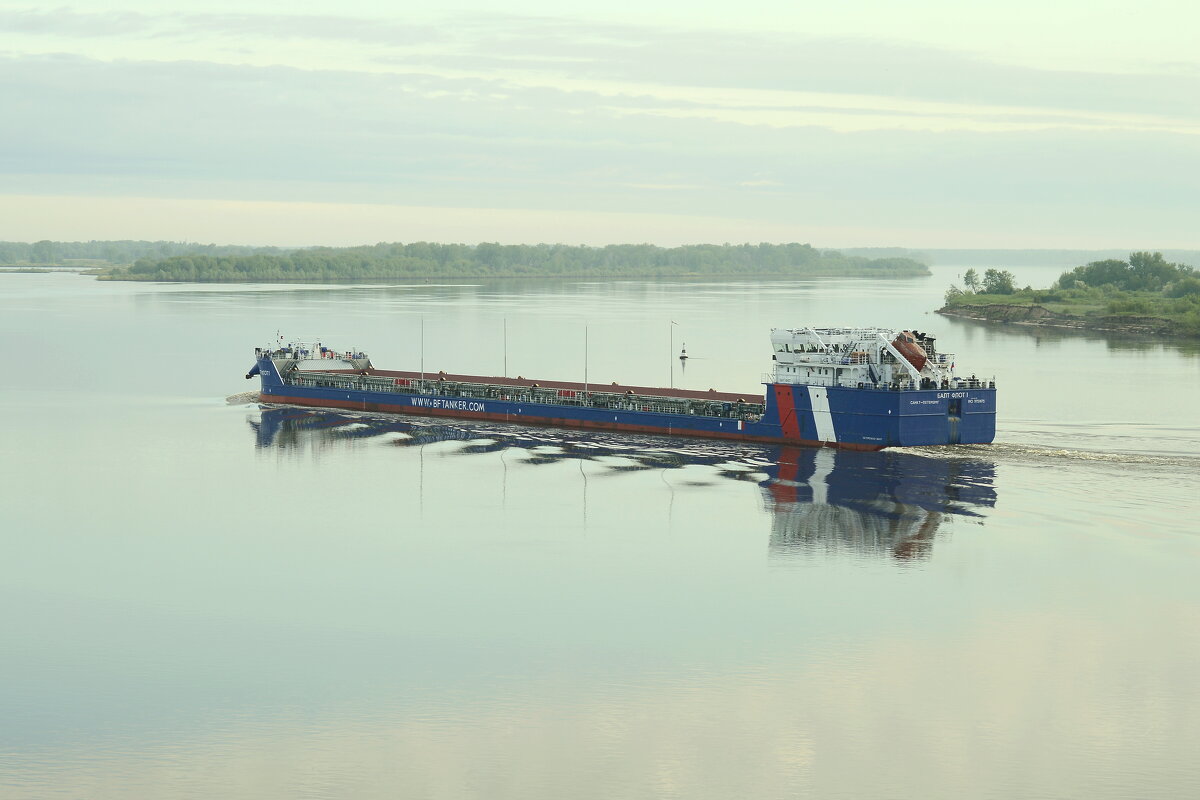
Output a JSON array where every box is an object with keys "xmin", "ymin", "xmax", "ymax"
[{"xmin": 2, "ymin": 267, "xmax": 1198, "ymax": 799}]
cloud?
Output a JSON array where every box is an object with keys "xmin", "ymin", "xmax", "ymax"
[
  {"xmin": 0, "ymin": 55, "xmax": 1196, "ymax": 219},
  {"xmin": 0, "ymin": 7, "xmax": 151, "ymax": 37},
  {"xmin": 4, "ymin": 9, "xmax": 1199, "ymax": 125},
  {"xmin": 416, "ymin": 18, "xmax": 1200, "ymax": 124},
  {"xmin": 0, "ymin": 8, "xmax": 444, "ymax": 47},
  {"xmin": 0, "ymin": 9, "xmax": 1198, "ymax": 246}
]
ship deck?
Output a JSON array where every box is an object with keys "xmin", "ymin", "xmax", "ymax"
[{"xmin": 318, "ymin": 368, "xmax": 763, "ymax": 405}]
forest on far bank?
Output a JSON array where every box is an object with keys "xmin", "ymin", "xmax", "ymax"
[
  {"xmin": 1, "ymin": 239, "xmax": 928, "ymax": 281},
  {"xmin": 96, "ymin": 241, "xmax": 929, "ymax": 281}
]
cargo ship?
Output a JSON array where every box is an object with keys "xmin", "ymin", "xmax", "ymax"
[{"xmin": 245, "ymin": 327, "xmax": 996, "ymax": 450}]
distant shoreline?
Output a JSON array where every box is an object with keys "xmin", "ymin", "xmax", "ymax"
[
  {"xmin": 97, "ymin": 268, "xmax": 929, "ymax": 283},
  {"xmin": 839, "ymin": 247, "xmax": 1200, "ymax": 269}
]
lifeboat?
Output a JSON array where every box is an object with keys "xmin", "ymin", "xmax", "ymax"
[{"xmin": 890, "ymin": 331, "xmax": 928, "ymax": 372}]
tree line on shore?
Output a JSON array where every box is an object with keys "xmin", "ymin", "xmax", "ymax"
[
  {"xmin": 944, "ymin": 252, "xmax": 1200, "ymax": 335},
  {"xmin": 103, "ymin": 242, "xmax": 929, "ymax": 281}
]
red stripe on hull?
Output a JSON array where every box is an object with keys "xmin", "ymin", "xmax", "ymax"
[
  {"xmin": 260, "ymin": 393, "xmax": 886, "ymax": 452},
  {"xmin": 773, "ymin": 385, "xmax": 801, "ymax": 439}
]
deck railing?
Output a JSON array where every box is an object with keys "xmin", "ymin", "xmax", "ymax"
[
  {"xmin": 774, "ymin": 352, "xmax": 959, "ymax": 368},
  {"xmin": 762, "ymin": 372, "xmax": 995, "ymax": 390}
]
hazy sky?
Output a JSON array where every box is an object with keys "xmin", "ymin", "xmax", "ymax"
[{"xmin": 2, "ymin": 1, "xmax": 1197, "ymax": 247}]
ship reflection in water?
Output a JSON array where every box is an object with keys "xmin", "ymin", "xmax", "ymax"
[
  {"xmin": 250, "ymin": 407, "xmax": 997, "ymax": 561},
  {"xmin": 762, "ymin": 447, "xmax": 995, "ymax": 560}
]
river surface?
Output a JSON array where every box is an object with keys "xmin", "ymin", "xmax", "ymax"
[{"xmin": 2, "ymin": 267, "xmax": 1198, "ymax": 799}]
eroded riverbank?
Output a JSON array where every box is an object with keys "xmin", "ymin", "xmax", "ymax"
[{"xmin": 938, "ymin": 303, "xmax": 1189, "ymax": 337}]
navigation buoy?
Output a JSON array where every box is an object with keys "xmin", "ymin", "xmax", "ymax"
[{"xmin": 679, "ymin": 343, "xmax": 689, "ymax": 361}]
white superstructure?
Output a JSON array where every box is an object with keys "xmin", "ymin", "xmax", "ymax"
[{"xmin": 769, "ymin": 327, "xmax": 965, "ymax": 390}]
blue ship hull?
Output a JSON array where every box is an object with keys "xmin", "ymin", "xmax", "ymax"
[{"xmin": 250, "ymin": 356, "xmax": 995, "ymax": 450}]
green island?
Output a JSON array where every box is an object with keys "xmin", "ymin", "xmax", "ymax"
[
  {"xmin": 104, "ymin": 242, "xmax": 927, "ymax": 281},
  {"xmin": 940, "ymin": 252, "xmax": 1200, "ymax": 337},
  {"xmin": 0, "ymin": 240, "xmax": 926, "ymax": 281}
]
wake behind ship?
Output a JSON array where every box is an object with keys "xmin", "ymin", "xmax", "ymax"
[{"xmin": 245, "ymin": 327, "xmax": 996, "ymax": 450}]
